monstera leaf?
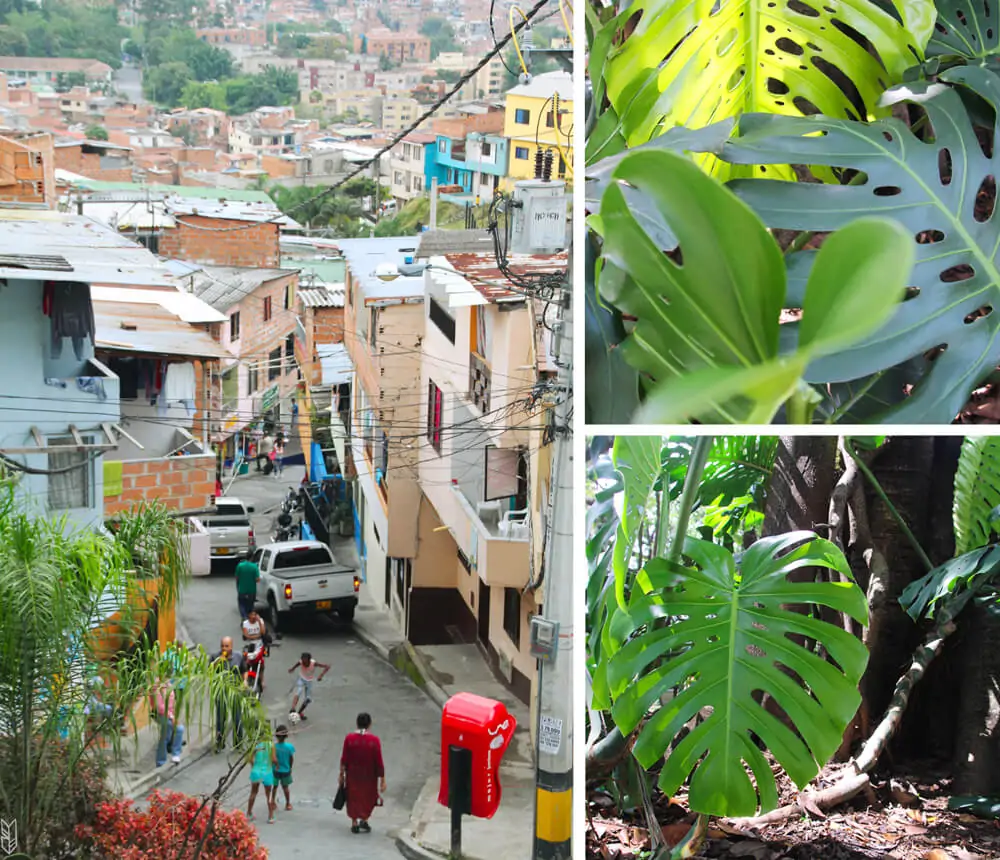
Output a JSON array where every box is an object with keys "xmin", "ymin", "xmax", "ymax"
[
  {"xmin": 592, "ymin": 0, "xmax": 936, "ymax": 180},
  {"xmin": 927, "ymin": 0, "xmax": 1000, "ymax": 59},
  {"xmin": 899, "ymin": 544, "xmax": 1000, "ymax": 619},
  {"xmin": 607, "ymin": 533, "xmax": 869, "ymax": 817},
  {"xmin": 954, "ymin": 436, "xmax": 1000, "ymax": 554},
  {"xmin": 597, "ymin": 147, "xmax": 914, "ymax": 423},
  {"xmin": 726, "ymin": 65, "xmax": 1000, "ymax": 423}
]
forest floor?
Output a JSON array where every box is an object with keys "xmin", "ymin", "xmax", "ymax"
[{"xmin": 587, "ymin": 760, "xmax": 1000, "ymax": 859}]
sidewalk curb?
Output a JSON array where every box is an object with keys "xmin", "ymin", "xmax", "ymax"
[
  {"xmin": 122, "ymin": 740, "xmax": 214, "ymax": 800},
  {"xmin": 352, "ymin": 622, "xmax": 448, "ymax": 710},
  {"xmin": 395, "ymin": 831, "xmax": 455, "ymax": 860}
]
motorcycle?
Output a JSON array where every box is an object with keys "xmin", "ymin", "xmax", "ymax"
[
  {"xmin": 272, "ymin": 510, "xmax": 300, "ymax": 542},
  {"xmin": 243, "ymin": 641, "xmax": 266, "ymax": 699},
  {"xmin": 281, "ymin": 487, "xmax": 301, "ymax": 514}
]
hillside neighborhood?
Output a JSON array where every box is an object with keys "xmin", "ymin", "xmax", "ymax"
[{"xmin": 0, "ymin": 0, "xmax": 573, "ymax": 858}]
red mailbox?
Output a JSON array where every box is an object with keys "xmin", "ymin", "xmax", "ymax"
[{"xmin": 438, "ymin": 692, "xmax": 516, "ymax": 819}]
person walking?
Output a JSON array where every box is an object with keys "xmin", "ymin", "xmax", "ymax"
[
  {"xmin": 256, "ymin": 433, "xmax": 274, "ymax": 472},
  {"xmin": 247, "ymin": 737, "xmax": 277, "ymax": 823},
  {"xmin": 288, "ymin": 652, "xmax": 329, "ymax": 721},
  {"xmin": 235, "ymin": 555, "xmax": 260, "ymax": 622},
  {"xmin": 273, "ymin": 437, "xmax": 286, "ymax": 478},
  {"xmin": 210, "ymin": 636, "xmax": 245, "ymax": 752},
  {"xmin": 338, "ymin": 713, "xmax": 386, "ymax": 834},
  {"xmin": 150, "ymin": 678, "xmax": 183, "ymax": 766},
  {"xmin": 273, "ymin": 725, "xmax": 295, "ymax": 810}
]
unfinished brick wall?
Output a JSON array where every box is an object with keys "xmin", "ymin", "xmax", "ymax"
[
  {"xmin": 104, "ymin": 454, "xmax": 216, "ymax": 516},
  {"xmin": 299, "ymin": 303, "xmax": 346, "ymax": 386},
  {"xmin": 0, "ymin": 134, "xmax": 54, "ymax": 206},
  {"xmin": 158, "ymin": 215, "xmax": 280, "ymax": 268},
  {"xmin": 53, "ymin": 144, "xmax": 133, "ymax": 182}
]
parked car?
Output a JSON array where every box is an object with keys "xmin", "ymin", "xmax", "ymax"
[
  {"xmin": 202, "ymin": 497, "xmax": 256, "ymax": 562},
  {"xmin": 250, "ymin": 540, "xmax": 359, "ymax": 631}
]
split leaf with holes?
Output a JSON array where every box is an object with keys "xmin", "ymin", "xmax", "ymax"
[
  {"xmin": 725, "ymin": 65, "xmax": 1000, "ymax": 422},
  {"xmin": 599, "ymin": 146, "xmax": 914, "ymax": 423},
  {"xmin": 927, "ymin": 0, "xmax": 1000, "ymax": 60},
  {"xmin": 607, "ymin": 532, "xmax": 869, "ymax": 818},
  {"xmin": 590, "ymin": 0, "xmax": 936, "ymax": 179}
]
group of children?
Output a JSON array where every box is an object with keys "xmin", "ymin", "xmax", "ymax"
[{"xmin": 246, "ymin": 651, "xmax": 330, "ymax": 823}]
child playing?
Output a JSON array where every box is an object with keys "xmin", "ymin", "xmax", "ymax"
[
  {"xmin": 287, "ymin": 652, "xmax": 330, "ymax": 721},
  {"xmin": 273, "ymin": 725, "xmax": 295, "ymax": 810},
  {"xmin": 247, "ymin": 737, "xmax": 277, "ymax": 823}
]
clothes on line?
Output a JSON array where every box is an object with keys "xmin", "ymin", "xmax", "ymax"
[{"xmin": 43, "ymin": 281, "xmax": 94, "ymax": 361}]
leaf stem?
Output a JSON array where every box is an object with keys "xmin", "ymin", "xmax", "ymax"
[
  {"xmin": 825, "ymin": 371, "xmax": 885, "ymax": 424},
  {"xmin": 667, "ymin": 436, "xmax": 712, "ymax": 565},
  {"xmin": 844, "ymin": 438, "xmax": 934, "ymax": 572},
  {"xmin": 670, "ymin": 812, "xmax": 709, "ymax": 859}
]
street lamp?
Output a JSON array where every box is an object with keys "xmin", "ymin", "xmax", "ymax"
[{"xmin": 373, "ymin": 261, "xmax": 432, "ymax": 282}]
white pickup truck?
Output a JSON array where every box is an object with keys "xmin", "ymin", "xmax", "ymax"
[
  {"xmin": 250, "ymin": 540, "xmax": 360, "ymax": 631},
  {"xmin": 203, "ymin": 498, "xmax": 256, "ymax": 562}
]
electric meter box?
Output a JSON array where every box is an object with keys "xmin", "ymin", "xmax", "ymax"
[
  {"xmin": 529, "ymin": 615, "xmax": 559, "ymax": 661},
  {"xmin": 511, "ymin": 179, "xmax": 567, "ymax": 255}
]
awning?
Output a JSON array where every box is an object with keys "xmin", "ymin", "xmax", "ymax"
[
  {"xmin": 317, "ymin": 344, "xmax": 352, "ymax": 386},
  {"xmin": 262, "ymin": 385, "xmax": 279, "ymax": 412}
]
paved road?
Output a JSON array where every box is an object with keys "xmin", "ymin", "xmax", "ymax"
[
  {"xmin": 114, "ymin": 63, "xmax": 145, "ymax": 105},
  {"xmin": 157, "ymin": 471, "xmax": 440, "ymax": 858}
]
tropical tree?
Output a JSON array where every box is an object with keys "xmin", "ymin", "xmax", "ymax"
[
  {"xmin": 585, "ymin": 0, "xmax": 1000, "ymax": 424},
  {"xmin": 588, "ymin": 435, "xmax": 1000, "ymax": 856},
  {"xmin": 0, "ymin": 493, "xmax": 267, "ymax": 857},
  {"xmin": 84, "ymin": 124, "xmax": 108, "ymax": 141}
]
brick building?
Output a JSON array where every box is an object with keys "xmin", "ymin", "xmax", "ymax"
[
  {"xmin": 157, "ymin": 200, "xmax": 300, "ymax": 268},
  {"xmin": 184, "ymin": 266, "xmax": 303, "ymax": 445},
  {"xmin": 353, "ymin": 28, "xmax": 432, "ymax": 63},
  {"xmin": 0, "ymin": 133, "xmax": 55, "ymax": 207},
  {"xmin": 54, "ymin": 139, "xmax": 134, "ymax": 182},
  {"xmin": 296, "ymin": 284, "xmax": 346, "ymax": 387}
]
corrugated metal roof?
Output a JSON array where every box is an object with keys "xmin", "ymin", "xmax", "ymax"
[
  {"xmin": 93, "ymin": 300, "xmax": 230, "ymax": 359},
  {"xmin": 165, "ymin": 198, "xmax": 301, "ymax": 229},
  {"xmin": 506, "ymin": 70, "xmax": 573, "ymax": 101},
  {"xmin": 74, "ymin": 200, "xmax": 176, "ymax": 230},
  {"xmin": 430, "ymin": 251, "xmax": 566, "ymax": 304},
  {"xmin": 186, "ymin": 265, "xmax": 299, "ymax": 312},
  {"xmin": 90, "ymin": 286, "xmax": 226, "ymax": 323},
  {"xmin": 59, "ymin": 177, "xmax": 273, "ymax": 203},
  {"xmin": 417, "ymin": 229, "xmax": 494, "ymax": 257},
  {"xmin": 0, "ymin": 209, "xmax": 175, "ymax": 286},
  {"xmin": 298, "ymin": 286, "xmax": 344, "ymax": 308}
]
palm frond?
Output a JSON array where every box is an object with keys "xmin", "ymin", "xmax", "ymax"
[{"xmin": 953, "ymin": 436, "xmax": 1000, "ymax": 554}]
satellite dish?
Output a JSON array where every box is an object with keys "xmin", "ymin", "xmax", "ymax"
[{"xmin": 374, "ymin": 261, "xmax": 399, "ymax": 282}]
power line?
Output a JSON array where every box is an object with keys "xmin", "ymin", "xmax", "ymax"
[{"xmin": 170, "ymin": 0, "xmax": 556, "ymax": 234}]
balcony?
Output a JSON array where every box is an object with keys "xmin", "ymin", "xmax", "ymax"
[{"xmin": 450, "ymin": 485, "xmax": 529, "ymax": 588}]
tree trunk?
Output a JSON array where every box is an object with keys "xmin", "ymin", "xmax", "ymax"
[
  {"xmin": 857, "ymin": 438, "xmax": 935, "ymax": 725},
  {"xmin": 764, "ymin": 436, "xmax": 837, "ymax": 536}
]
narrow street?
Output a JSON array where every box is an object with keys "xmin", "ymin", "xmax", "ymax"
[
  {"xmin": 155, "ymin": 465, "xmax": 441, "ymax": 859},
  {"xmin": 114, "ymin": 62, "xmax": 145, "ymax": 105}
]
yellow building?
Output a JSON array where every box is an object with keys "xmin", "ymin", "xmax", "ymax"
[{"xmin": 502, "ymin": 71, "xmax": 573, "ymax": 185}]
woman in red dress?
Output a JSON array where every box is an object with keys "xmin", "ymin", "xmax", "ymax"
[{"xmin": 338, "ymin": 712, "xmax": 386, "ymax": 833}]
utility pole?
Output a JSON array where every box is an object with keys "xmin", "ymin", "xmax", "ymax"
[{"xmin": 532, "ymin": 242, "xmax": 573, "ymax": 860}]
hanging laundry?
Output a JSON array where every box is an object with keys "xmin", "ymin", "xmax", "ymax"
[
  {"xmin": 163, "ymin": 362, "xmax": 196, "ymax": 402},
  {"xmin": 45, "ymin": 282, "xmax": 95, "ymax": 361}
]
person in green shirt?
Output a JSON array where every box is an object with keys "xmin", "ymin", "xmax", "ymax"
[{"xmin": 235, "ymin": 558, "xmax": 260, "ymax": 621}]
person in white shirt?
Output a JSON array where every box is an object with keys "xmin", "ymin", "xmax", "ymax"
[
  {"xmin": 287, "ymin": 651, "xmax": 329, "ymax": 721},
  {"xmin": 242, "ymin": 609, "xmax": 271, "ymax": 689}
]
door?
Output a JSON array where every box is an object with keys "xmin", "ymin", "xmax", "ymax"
[
  {"xmin": 477, "ymin": 578, "xmax": 490, "ymax": 647},
  {"xmin": 385, "ymin": 557, "xmax": 392, "ymax": 606}
]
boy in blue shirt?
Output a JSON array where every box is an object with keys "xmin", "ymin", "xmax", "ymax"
[{"xmin": 274, "ymin": 724, "xmax": 296, "ymax": 810}]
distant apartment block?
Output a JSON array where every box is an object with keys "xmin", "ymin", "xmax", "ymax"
[
  {"xmin": 0, "ymin": 56, "xmax": 113, "ymax": 87},
  {"xmin": 353, "ymin": 28, "xmax": 431, "ymax": 63},
  {"xmin": 196, "ymin": 26, "xmax": 267, "ymax": 45}
]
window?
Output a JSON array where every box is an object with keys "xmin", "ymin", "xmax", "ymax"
[
  {"xmin": 229, "ymin": 311, "xmax": 240, "ymax": 340},
  {"xmin": 268, "ymin": 347, "xmax": 281, "ymax": 380},
  {"xmin": 503, "ymin": 587, "xmax": 521, "ymax": 646},
  {"xmin": 285, "ymin": 333, "xmax": 295, "ymax": 356},
  {"xmin": 514, "ymin": 146, "xmax": 529, "ymax": 160},
  {"xmin": 247, "ymin": 365, "xmax": 258, "ymax": 394},
  {"xmin": 427, "ymin": 381, "xmax": 443, "ymax": 452},
  {"xmin": 428, "ymin": 295, "xmax": 455, "ymax": 343},
  {"xmin": 438, "ymin": 139, "xmax": 447, "ymax": 153},
  {"xmin": 369, "ymin": 308, "xmax": 378, "ymax": 349},
  {"xmin": 284, "ymin": 283, "xmax": 292, "ymax": 310},
  {"xmin": 394, "ymin": 170, "xmax": 404, "ymax": 184},
  {"xmin": 514, "ymin": 108, "xmax": 530, "ymax": 124},
  {"xmin": 481, "ymin": 141, "xmax": 492, "ymax": 157},
  {"xmin": 263, "ymin": 296, "xmax": 272, "ymax": 321},
  {"xmin": 47, "ymin": 437, "xmax": 92, "ymax": 511},
  {"xmin": 136, "ymin": 232, "xmax": 159, "ymax": 254},
  {"xmin": 546, "ymin": 110, "xmax": 555, "ymax": 128}
]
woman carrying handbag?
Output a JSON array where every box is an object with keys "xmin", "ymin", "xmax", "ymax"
[{"xmin": 337, "ymin": 712, "xmax": 386, "ymax": 833}]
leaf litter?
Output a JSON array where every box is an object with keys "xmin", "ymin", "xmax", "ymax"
[{"xmin": 587, "ymin": 760, "xmax": 1000, "ymax": 859}]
